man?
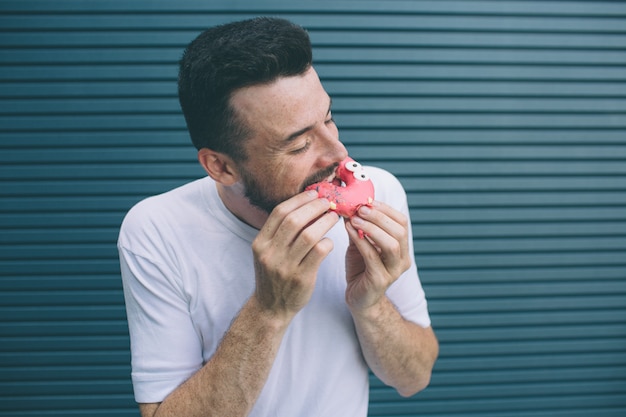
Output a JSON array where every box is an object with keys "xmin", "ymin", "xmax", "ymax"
[{"xmin": 118, "ymin": 17, "xmax": 438, "ymax": 417}]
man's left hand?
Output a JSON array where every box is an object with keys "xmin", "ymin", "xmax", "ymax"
[{"xmin": 344, "ymin": 201, "xmax": 412, "ymax": 311}]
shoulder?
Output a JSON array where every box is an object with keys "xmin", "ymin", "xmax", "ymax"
[
  {"xmin": 366, "ymin": 165, "xmax": 403, "ymax": 187},
  {"xmin": 118, "ymin": 177, "xmax": 209, "ymax": 249},
  {"xmin": 364, "ymin": 165, "xmax": 408, "ymax": 209}
]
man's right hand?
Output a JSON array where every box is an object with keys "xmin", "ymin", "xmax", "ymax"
[{"xmin": 251, "ymin": 190, "xmax": 339, "ymax": 319}]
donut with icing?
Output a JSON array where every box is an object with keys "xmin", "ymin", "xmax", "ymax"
[{"xmin": 306, "ymin": 157, "xmax": 375, "ymax": 227}]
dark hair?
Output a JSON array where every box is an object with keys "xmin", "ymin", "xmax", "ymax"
[{"xmin": 177, "ymin": 17, "xmax": 313, "ymax": 161}]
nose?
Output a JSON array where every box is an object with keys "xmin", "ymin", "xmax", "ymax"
[
  {"xmin": 318, "ymin": 126, "xmax": 348, "ymax": 167},
  {"xmin": 328, "ymin": 139, "xmax": 348, "ymax": 166}
]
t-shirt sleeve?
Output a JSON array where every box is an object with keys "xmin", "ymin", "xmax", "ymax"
[
  {"xmin": 118, "ymin": 207, "xmax": 203, "ymax": 404},
  {"xmin": 369, "ymin": 167, "xmax": 432, "ymax": 328}
]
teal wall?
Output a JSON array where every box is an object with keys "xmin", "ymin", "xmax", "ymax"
[{"xmin": 1, "ymin": 1, "xmax": 625, "ymax": 416}]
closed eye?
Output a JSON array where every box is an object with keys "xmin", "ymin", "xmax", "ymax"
[{"xmin": 291, "ymin": 139, "xmax": 311, "ymax": 154}]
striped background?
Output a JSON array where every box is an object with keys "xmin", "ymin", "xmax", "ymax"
[{"xmin": 1, "ymin": 1, "xmax": 625, "ymax": 416}]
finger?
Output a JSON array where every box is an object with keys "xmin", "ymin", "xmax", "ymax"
[
  {"xmin": 345, "ymin": 221, "xmax": 382, "ymax": 265},
  {"xmin": 272, "ymin": 198, "xmax": 333, "ymax": 249},
  {"xmin": 299, "ymin": 236, "xmax": 335, "ymax": 272},
  {"xmin": 349, "ymin": 212, "xmax": 401, "ymax": 252},
  {"xmin": 290, "ymin": 210, "xmax": 339, "ymax": 261},
  {"xmin": 349, "ymin": 205, "xmax": 411, "ymax": 275},
  {"xmin": 260, "ymin": 190, "xmax": 320, "ymax": 239},
  {"xmin": 370, "ymin": 200, "xmax": 408, "ymax": 226},
  {"xmin": 358, "ymin": 202, "xmax": 408, "ymax": 241},
  {"xmin": 261, "ymin": 192, "xmax": 331, "ymax": 246}
]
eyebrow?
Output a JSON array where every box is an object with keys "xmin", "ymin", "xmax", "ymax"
[{"xmin": 283, "ymin": 96, "xmax": 333, "ymax": 143}]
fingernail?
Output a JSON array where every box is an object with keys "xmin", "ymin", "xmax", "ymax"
[
  {"xmin": 307, "ymin": 190, "xmax": 318, "ymax": 198},
  {"xmin": 359, "ymin": 206, "xmax": 371, "ymax": 216},
  {"xmin": 351, "ymin": 216, "xmax": 363, "ymax": 225}
]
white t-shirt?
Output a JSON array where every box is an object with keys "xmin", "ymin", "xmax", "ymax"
[{"xmin": 118, "ymin": 166, "xmax": 431, "ymax": 416}]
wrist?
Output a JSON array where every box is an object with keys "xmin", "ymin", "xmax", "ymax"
[
  {"xmin": 247, "ymin": 294, "xmax": 295, "ymax": 332},
  {"xmin": 349, "ymin": 295, "xmax": 390, "ymax": 322}
]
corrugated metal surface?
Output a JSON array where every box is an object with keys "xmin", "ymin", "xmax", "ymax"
[{"xmin": 1, "ymin": 1, "xmax": 625, "ymax": 416}]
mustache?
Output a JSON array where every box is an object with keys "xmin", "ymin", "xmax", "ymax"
[{"xmin": 300, "ymin": 163, "xmax": 340, "ymax": 192}]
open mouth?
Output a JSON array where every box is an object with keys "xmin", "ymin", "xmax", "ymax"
[
  {"xmin": 304, "ymin": 165, "xmax": 340, "ymax": 188},
  {"xmin": 325, "ymin": 172, "xmax": 342, "ymax": 185},
  {"xmin": 301, "ymin": 163, "xmax": 343, "ymax": 193}
]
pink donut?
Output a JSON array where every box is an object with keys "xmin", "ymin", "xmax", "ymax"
[{"xmin": 306, "ymin": 157, "xmax": 375, "ymax": 236}]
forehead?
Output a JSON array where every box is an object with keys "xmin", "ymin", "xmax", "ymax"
[{"xmin": 229, "ymin": 67, "xmax": 330, "ymax": 142}]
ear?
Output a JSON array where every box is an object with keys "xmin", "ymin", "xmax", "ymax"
[{"xmin": 198, "ymin": 148, "xmax": 240, "ymax": 186}]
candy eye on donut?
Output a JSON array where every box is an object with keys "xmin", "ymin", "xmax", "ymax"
[
  {"xmin": 345, "ymin": 161, "xmax": 362, "ymax": 172},
  {"xmin": 353, "ymin": 171, "xmax": 370, "ymax": 181}
]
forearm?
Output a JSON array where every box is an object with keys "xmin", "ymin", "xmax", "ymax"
[
  {"xmin": 148, "ymin": 296, "xmax": 291, "ymax": 417},
  {"xmin": 350, "ymin": 296, "xmax": 438, "ymax": 397}
]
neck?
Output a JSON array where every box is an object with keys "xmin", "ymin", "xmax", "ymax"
[{"xmin": 216, "ymin": 182, "xmax": 269, "ymax": 230}]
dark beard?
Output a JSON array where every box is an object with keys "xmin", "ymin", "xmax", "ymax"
[
  {"xmin": 239, "ymin": 163, "xmax": 339, "ymax": 214},
  {"xmin": 241, "ymin": 172, "xmax": 280, "ymax": 214}
]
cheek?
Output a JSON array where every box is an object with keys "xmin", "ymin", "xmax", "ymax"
[
  {"xmin": 253, "ymin": 164, "xmax": 300, "ymax": 197},
  {"xmin": 273, "ymin": 163, "xmax": 312, "ymax": 195}
]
